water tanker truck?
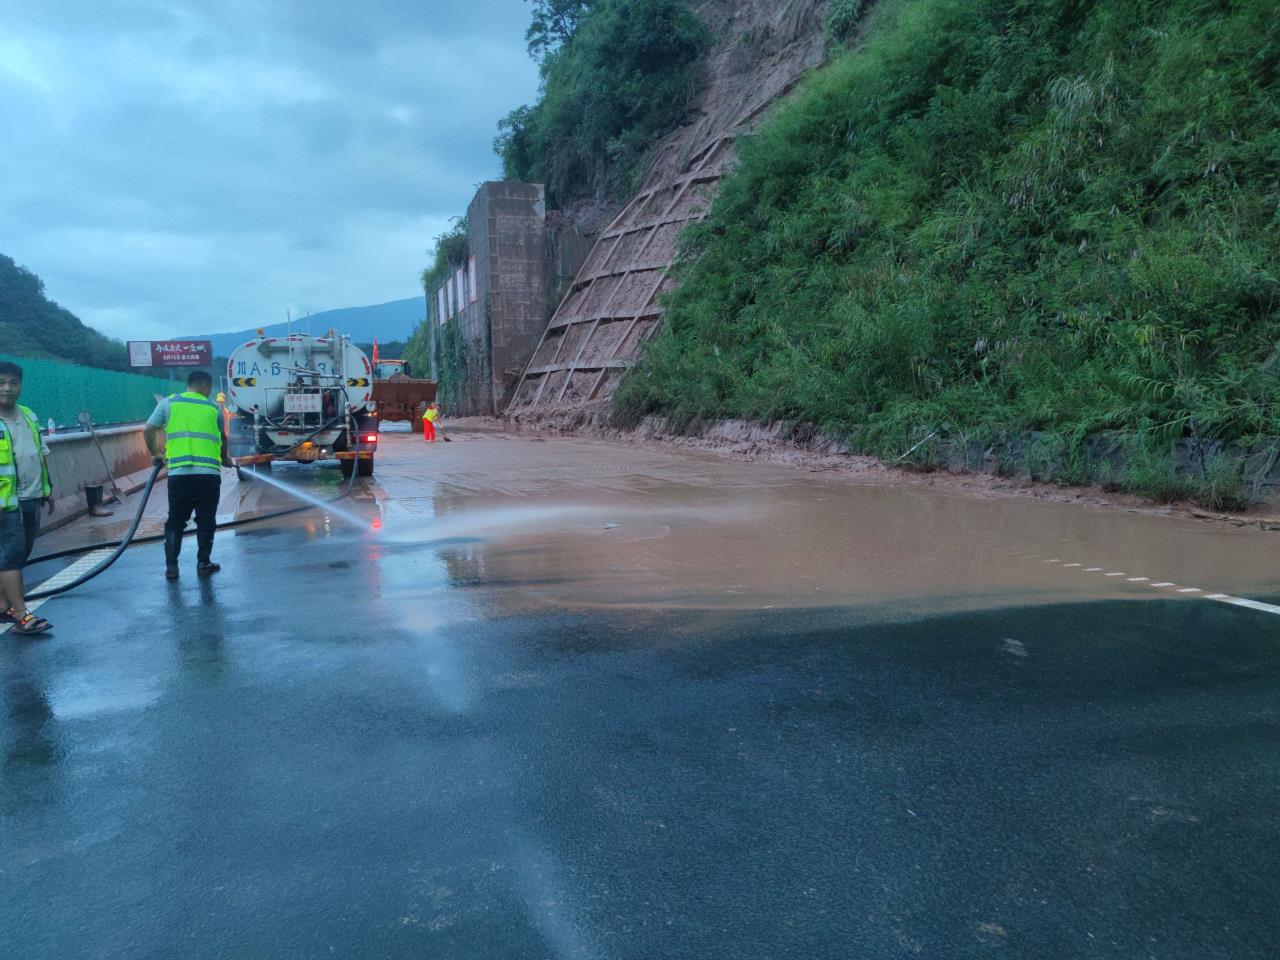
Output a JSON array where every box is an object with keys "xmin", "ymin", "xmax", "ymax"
[{"xmin": 226, "ymin": 332, "xmax": 379, "ymax": 478}]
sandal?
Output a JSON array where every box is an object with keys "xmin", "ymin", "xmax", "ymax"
[{"xmin": 9, "ymin": 611, "xmax": 51, "ymax": 635}]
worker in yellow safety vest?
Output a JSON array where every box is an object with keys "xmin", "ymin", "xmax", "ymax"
[
  {"xmin": 422, "ymin": 403, "xmax": 439, "ymax": 443},
  {"xmin": 143, "ymin": 370, "xmax": 233, "ymax": 580},
  {"xmin": 0, "ymin": 360, "xmax": 55, "ymax": 635}
]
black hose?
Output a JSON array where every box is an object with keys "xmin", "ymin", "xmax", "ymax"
[
  {"xmin": 25, "ymin": 432, "xmax": 366, "ymax": 595},
  {"xmin": 25, "ymin": 464, "xmax": 163, "ymax": 601},
  {"xmin": 23, "ymin": 386, "xmax": 370, "ymax": 599},
  {"xmin": 243, "ymin": 407, "xmax": 347, "ymax": 463},
  {"xmin": 25, "ymin": 501, "xmax": 319, "ymax": 567}
]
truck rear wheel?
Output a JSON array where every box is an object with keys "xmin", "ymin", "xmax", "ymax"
[
  {"xmin": 357, "ymin": 455, "xmax": 374, "ymax": 478},
  {"xmin": 339, "ymin": 459, "xmax": 355, "ymax": 479}
]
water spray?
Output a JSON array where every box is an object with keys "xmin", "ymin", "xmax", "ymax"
[{"xmin": 236, "ymin": 466, "xmax": 369, "ymax": 529}]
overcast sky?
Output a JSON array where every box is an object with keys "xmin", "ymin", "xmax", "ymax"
[{"xmin": 1, "ymin": 0, "xmax": 540, "ymax": 338}]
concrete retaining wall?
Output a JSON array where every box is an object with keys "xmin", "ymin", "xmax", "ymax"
[
  {"xmin": 44, "ymin": 424, "xmax": 155, "ymax": 530},
  {"xmin": 429, "ymin": 182, "xmax": 562, "ymax": 417}
]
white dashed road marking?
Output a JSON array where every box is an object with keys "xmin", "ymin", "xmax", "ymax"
[
  {"xmin": 1215, "ymin": 596, "xmax": 1280, "ymax": 615},
  {"xmin": 1029, "ymin": 553, "xmax": 1278, "ymax": 617},
  {"xmin": 1, "ymin": 548, "xmax": 114, "ymax": 634}
]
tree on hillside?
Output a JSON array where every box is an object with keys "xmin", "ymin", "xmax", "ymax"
[
  {"xmin": 526, "ymin": 0, "xmax": 596, "ymax": 57},
  {"xmin": 496, "ymin": 0, "xmax": 709, "ymax": 205},
  {"xmin": 0, "ymin": 254, "xmax": 128, "ymax": 370}
]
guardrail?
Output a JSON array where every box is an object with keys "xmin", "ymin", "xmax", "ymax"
[{"xmin": 43, "ymin": 423, "xmax": 156, "ymax": 531}]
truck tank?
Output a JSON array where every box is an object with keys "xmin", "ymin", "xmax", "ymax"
[{"xmin": 226, "ymin": 335, "xmax": 373, "ymax": 417}]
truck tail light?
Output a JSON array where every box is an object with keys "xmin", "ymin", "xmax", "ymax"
[{"xmin": 363, "ymin": 434, "xmax": 378, "ymax": 444}]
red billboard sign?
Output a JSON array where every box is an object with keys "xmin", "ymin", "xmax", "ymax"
[{"xmin": 128, "ymin": 340, "xmax": 213, "ymax": 368}]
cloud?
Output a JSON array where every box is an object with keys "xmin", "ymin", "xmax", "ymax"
[{"xmin": 1, "ymin": 0, "xmax": 540, "ymax": 339}]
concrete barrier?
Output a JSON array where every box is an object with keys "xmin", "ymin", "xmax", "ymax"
[{"xmin": 43, "ymin": 423, "xmax": 156, "ymax": 531}]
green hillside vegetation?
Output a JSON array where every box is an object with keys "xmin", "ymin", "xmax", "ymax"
[
  {"xmin": 404, "ymin": 218, "xmax": 469, "ymax": 406},
  {"xmin": 615, "ymin": 0, "xmax": 1280, "ymax": 508},
  {"xmin": 0, "ymin": 254, "xmax": 129, "ymax": 370},
  {"xmin": 495, "ymin": 0, "xmax": 709, "ymax": 205}
]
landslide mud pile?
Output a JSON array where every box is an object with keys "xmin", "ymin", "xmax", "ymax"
[{"xmin": 507, "ymin": 0, "xmax": 828, "ymax": 419}]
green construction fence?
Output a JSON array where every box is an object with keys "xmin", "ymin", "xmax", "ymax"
[{"xmin": 0, "ymin": 354, "xmax": 180, "ymax": 430}]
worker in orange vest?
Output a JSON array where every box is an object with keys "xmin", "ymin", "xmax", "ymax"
[{"xmin": 422, "ymin": 403, "xmax": 439, "ymax": 443}]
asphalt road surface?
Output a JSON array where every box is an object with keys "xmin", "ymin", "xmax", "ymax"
[{"xmin": 3, "ymin": 428, "xmax": 1278, "ymax": 959}]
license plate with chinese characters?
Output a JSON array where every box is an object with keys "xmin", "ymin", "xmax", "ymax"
[{"xmin": 284, "ymin": 393, "xmax": 322, "ymax": 413}]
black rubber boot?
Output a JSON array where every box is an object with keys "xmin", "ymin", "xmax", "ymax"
[
  {"xmin": 196, "ymin": 531, "xmax": 220, "ymax": 577},
  {"xmin": 164, "ymin": 530, "xmax": 181, "ymax": 580}
]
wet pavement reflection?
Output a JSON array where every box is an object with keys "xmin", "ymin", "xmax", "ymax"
[{"xmin": 2, "ymin": 429, "xmax": 1277, "ymax": 958}]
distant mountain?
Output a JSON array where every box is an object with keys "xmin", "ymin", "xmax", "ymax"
[
  {"xmin": 0, "ymin": 254, "xmax": 128, "ymax": 370},
  {"xmin": 191, "ymin": 297, "xmax": 425, "ymax": 357}
]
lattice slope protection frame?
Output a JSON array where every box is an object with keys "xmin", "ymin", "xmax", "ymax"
[{"xmin": 507, "ymin": 0, "xmax": 830, "ymax": 416}]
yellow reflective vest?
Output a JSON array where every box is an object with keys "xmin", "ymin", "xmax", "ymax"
[
  {"xmin": 0, "ymin": 405, "xmax": 52, "ymax": 511},
  {"xmin": 165, "ymin": 392, "xmax": 223, "ymax": 472}
]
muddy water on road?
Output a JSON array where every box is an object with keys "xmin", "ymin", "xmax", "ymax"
[
  {"xmin": 39, "ymin": 430, "xmax": 1272, "ymax": 619},
  {"xmin": 368, "ymin": 432, "xmax": 1280, "ymax": 620}
]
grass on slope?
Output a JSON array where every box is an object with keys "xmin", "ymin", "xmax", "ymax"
[{"xmin": 615, "ymin": 0, "xmax": 1280, "ymax": 507}]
